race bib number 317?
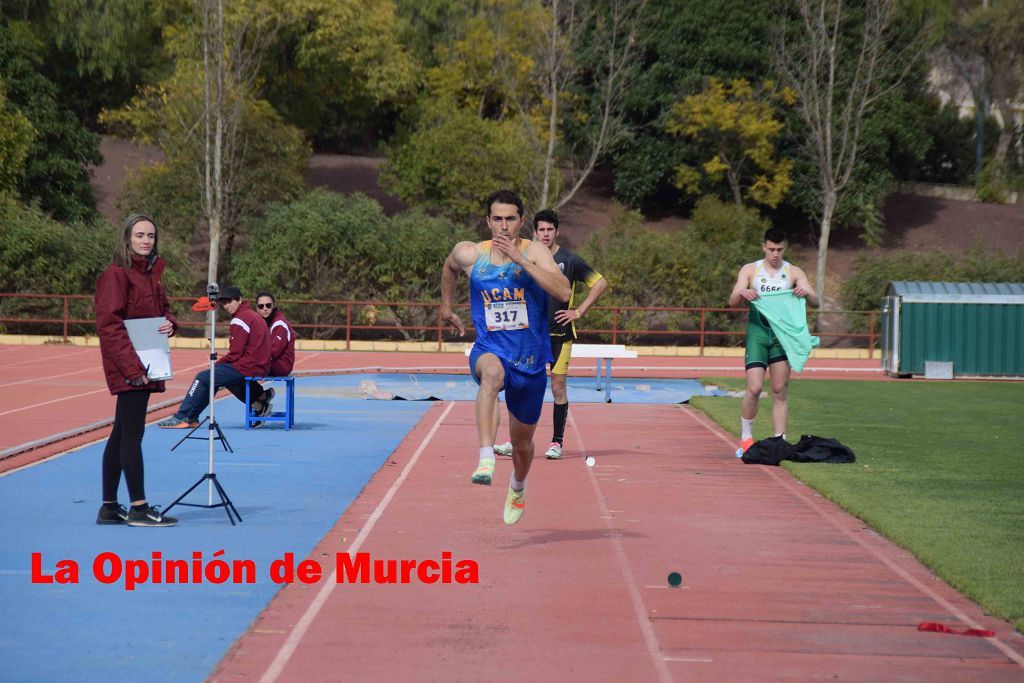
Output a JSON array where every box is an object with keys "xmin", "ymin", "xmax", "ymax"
[{"xmin": 485, "ymin": 300, "xmax": 529, "ymax": 331}]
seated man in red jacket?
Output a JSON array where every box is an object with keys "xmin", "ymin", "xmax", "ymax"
[
  {"xmin": 227, "ymin": 291, "xmax": 296, "ymax": 416},
  {"xmin": 158, "ymin": 285, "xmax": 271, "ymax": 428}
]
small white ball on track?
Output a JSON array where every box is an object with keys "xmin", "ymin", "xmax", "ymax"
[{"xmin": 585, "ymin": 456, "xmax": 596, "ymax": 467}]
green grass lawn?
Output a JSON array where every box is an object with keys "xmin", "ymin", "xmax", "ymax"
[{"xmin": 691, "ymin": 378, "xmax": 1024, "ymax": 633}]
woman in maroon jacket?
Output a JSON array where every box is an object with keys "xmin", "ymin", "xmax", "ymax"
[
  {"xmin": 237, "ymin": 291, "xmax": 297, "ymax": 417},
  {"xmin": 94, "ymin": 213, "xmax": 178, "ymax": 527}
]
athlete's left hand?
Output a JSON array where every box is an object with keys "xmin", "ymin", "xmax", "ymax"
[
  {"xmin": 793, "ymin": 285, "xmax": 811, "ymax": 298},
  {"xmin": 554, "ymin": 309, "xmax": 580, "ymax": 324}
]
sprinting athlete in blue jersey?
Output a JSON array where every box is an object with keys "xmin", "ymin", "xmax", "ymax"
[{"xmin": 441, "ymin": 190, "xmax": 570, "ymax": 525}]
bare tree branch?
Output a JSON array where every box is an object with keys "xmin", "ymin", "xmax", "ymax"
[{"xmin": 775, "ymin": 0, "xmax": 927, "ymax": 306}]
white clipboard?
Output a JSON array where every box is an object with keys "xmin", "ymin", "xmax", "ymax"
[{"xmin": 124, "ymin": 317, "xmax": 173, "ymax": 380}]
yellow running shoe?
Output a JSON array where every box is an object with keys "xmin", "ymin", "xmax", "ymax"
[
  {"xmin": 471, "ymin": 458, "xmax": 495, "ymax": 485},
  {"xmin": 503, "ymin": 487, "xmax": 525, "ymax": 525}
]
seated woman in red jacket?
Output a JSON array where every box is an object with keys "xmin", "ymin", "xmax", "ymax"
[
  {"xmin": 238, "ymin": 291, "xmax": 297, "ymax": 416},
  {"xmin": 94, "ymin": 213, "xmax": 178, "ymax": 527}
]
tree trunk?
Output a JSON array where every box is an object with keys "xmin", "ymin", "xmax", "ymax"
[
  {"xmin": 994, "ymin": 99, "xmax": 1015, "ymax": 171},
  {"xmin": 207, "ymin": 216, "xmax": 221, "ymax": 284},
  {"xmin": 539, "ymin": 2, "xmax": 560, "ymax": 210},
  {"xmin": 727, "ymin": 164, "xmax": 743, "ymax": 205},
  {"xmin": 815, "ymin": 190, "xmax": 836, "ymax": 309}
]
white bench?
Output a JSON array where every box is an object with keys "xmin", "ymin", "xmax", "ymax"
[{"xmin": 464, "ymin": 343, "xmax": 637, "ymax": 402}]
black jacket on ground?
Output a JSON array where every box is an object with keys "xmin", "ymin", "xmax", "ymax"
[{"xmin": 741, "ymin": 435, "xmax": 855, "ymax": 466}]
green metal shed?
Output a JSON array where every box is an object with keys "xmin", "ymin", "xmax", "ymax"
[{"xmin": 881, "ymin": 281, "xmax": 1024, "ymax": 378}]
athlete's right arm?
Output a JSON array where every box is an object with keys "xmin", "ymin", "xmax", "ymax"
[
  {"xmin": 729, "ymin": 264, "xmax": 758, "ymax": 307},
  {"xmin": 440, "ymin": 241, "xmax": 476, "ymax": 336}
]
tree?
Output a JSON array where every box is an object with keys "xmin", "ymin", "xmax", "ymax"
[
  {"xmin": 609, "ymin": 0, "xmax": 776, "ymax": 209},
  {"xmin": 579, "ymin": 199, "xmax": 765, "ymax": 343},
  {"xmin": 230, "ymin": 190, "xmax": 475, "ymax": 339},
  {"xmin": 498, "ymin": 0, "xmax": 648, "ymax": 209},
  {"xmin": 421, "ymin": 0, "xmax": 646, "ymax": 211},
  {"xmin": 774, "ymin": 0, "xmax": 926, "ymax": 305},
  {"xmin": 103, "ymin": 1, "xmax": 308, "ymax": 286},
  {"xmin": 0, "ymin": 22, "xmax": 101, "ymax": 221},
  {"xmin": 0, "ymin": 196, "xmax": 110, "ymax": 295},
  {"xmin": 263, "ymin": 0, "xmax": 417, "ymax": 147},
  {"xmin": 1, "ymin": 0, "xmax": 170, "ymax": 126},
  {"xmin": 380, "ymin": 99, "xmax": 538, "ymax": 224},
  {"xmin": 939, "ymin": 0, "xmax": 1024, "ymax": 186},
  {"xmin": 666, "ymin": 78, "xmax": 794, "ymax": 208},
  {"xmin": 0, "ymin": 79, "xmax": 34, "ymax": 195}
]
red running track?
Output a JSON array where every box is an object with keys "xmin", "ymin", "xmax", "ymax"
[{"xmin": 211, "ymin": 401, "xmax": 1023, "ymax": 683}]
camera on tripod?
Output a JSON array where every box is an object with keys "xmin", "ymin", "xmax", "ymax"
[{"xmin": 207, "ymin": 282, "xmax": 220, "ymax": 300}]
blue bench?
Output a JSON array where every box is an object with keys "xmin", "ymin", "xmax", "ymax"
[{"xmin": 244, "ymin": 376, "xmax": 295, "ymax": 430}]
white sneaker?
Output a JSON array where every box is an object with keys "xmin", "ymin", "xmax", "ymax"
[
  {"xmin": 544, "ymin": 442, "xmax": 562, "ymax": 459},
  {"xmin": 493, "ymin": 442, "xmax": 513, "ymax": 457}
]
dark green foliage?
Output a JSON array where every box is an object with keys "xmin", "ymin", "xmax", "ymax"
[
  {"xmin": 0, "ymin": 196, "xmax": 110, "ymax": 295},
  {"xmin": 842, "ymin": 248, "xmax": 1024, "ymax": 327},
  {"xmin": 0, "ymin": 22, "xmax": 101, "ymax": 222},
  {"xmin": 229, "ymin": 189, "xmax": 474, "ymax": 338},
  {"xmin": 0, "ymin": 195, "xmax": 191, "ymax": 334},
  {"xmin": 610, "ymin": 0, "xmax": 775, "ymax": 210},
  {"xmin": 579, "ymin": 197, "xmax": 767, "ymax": 343},
  {"xmin": 899, "ymin": 100, "xmax": 1000, "ymax": 185},
  {"xmin": 380, "ymin": 99, "xmax": 536, "ymax": 224}
]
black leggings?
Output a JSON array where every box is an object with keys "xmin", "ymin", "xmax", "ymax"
[{"xmin": 102, "ymin": 390, "xmax": 151, "ymax": 503}]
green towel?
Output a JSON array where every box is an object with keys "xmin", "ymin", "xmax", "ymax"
[{"xmin": 750, "ymin": 291, "xmax": 820, "ymax": 372}]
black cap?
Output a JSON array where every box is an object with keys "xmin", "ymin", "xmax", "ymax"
[{"xmin": 217, "ymin": 285, "xmax": 242, "ymax": 301}]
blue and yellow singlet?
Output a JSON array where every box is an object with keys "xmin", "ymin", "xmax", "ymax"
[{"xmin": 469, "ymin": 240, "xmax": 552, "ymax": 374}]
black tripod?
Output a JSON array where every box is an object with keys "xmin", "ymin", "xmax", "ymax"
[{"xmin": 164, "ymin": 283, "xmax": 241, "ymax": 525}]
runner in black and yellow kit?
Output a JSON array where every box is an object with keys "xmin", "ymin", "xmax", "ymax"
[
  {"xmin": 728, "ymin": 227, "xmax": 818, "ymax": 454},
  {"xmin": 495, "ymin": 209, "xmax": 608, "ymax": 460}
]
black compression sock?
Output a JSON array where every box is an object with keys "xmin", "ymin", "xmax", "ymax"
[{"xmin": 552, "ymin": 402, "xmax": 568, "ymax": 445}]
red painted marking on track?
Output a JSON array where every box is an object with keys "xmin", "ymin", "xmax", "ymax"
[{"xmin": 681, "ymin": 405, "xmax": 1024, "ymax": 672}]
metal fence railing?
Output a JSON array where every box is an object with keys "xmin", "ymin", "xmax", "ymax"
[{"xmin": 0, "ymin": 292, "xmax": 879, "ymax": 357}]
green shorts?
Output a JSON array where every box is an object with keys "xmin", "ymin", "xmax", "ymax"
[{"xmin": 744, "ymin": 320, "xmax": 788, "ymax": 370}]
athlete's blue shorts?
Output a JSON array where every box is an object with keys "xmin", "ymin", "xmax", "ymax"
[{"xmin": 469, "ymin": 347, "xmax": 547, "ymax": 425}]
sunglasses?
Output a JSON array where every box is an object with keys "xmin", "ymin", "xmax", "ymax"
[{"xmin": 256, "ymin": 303, "xmax": 274, "ymax": 309}]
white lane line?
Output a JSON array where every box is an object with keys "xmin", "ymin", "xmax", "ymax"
[
  {"xmin": 680, "ymin": 405, "xmax": 1024, "ymax": 671},
  {"xmin": 0, "ymin": 362, "xmax": 207, "ymax": 417},
  {"xmin": 0, "ymin": 347, "xmax": 95, "ymax": 371},
  {"xmin": 663, "ymin": 657, "xmax": 712, "ymax": 663},
  {"xmin": 569, "ymin": 414, "xmax": 673, "ymax": 683},
  {"xmin": 258, "ymin": 400, "xmax": 455, "ymax": 683}
]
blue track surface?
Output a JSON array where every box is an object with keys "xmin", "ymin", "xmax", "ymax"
[
  {"xmin": 0, "ymin": 376, "xmax": 432, "ymax": 683},
  {"xmin": 0, "ymin": 374, "xmax": 721, "ymax": 682},
  {"xmin": 325, "ymin": 372, "xmax": 724, "ymax": 403}
]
